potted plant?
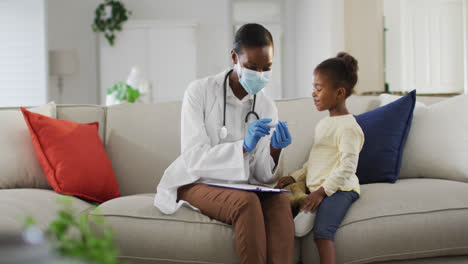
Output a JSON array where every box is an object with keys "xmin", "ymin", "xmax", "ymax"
[
  {"xmin": 91, "ymin": 0, "xmax": 132, "ymax": 46},
  {"xmin": 106, "ymin": 82, "xmax": 141, "ymax": 105}
]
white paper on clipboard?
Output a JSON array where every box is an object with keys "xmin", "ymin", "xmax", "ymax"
[{"xmin": 202, "ymin": 182, "xmax": 292, "ymax": 193}]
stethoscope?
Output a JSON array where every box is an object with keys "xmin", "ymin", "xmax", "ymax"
[{"xmin": 219, "ymin": 69, "xmax": 259, "ymax": 139}]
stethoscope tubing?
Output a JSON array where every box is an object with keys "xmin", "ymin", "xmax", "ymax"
[
  {"xmin": 223, "ymin": 69, "xmax": 259, "ymax": 125},
  {"xmin": 220, "ymin": 69, "xmax": 259, "ymax": 139}
]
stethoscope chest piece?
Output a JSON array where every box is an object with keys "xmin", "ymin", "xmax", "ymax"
[{"xmin": 219, "ymin": 126, "xmax": 228, "ymax": 139}]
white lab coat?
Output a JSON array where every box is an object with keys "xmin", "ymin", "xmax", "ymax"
[{"xmin": 154, "ymin": 69, "xmax": 281, "ymax": 214}]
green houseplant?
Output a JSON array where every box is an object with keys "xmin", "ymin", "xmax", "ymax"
[
  {"xmin": 24, "ymin": 196, "xmax": 121, "ymax": 264},
  {"xmin": 91, "ymin": 0, "xmax": 132, "ymax": 46},
  {"xmin": 107, "ymin": 82, "xmax": 140, "ymax": 103}
]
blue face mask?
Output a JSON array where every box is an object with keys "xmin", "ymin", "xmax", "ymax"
[{"xmin": 235, "ymin": 63, "xmax": 272, "ymax": 95}]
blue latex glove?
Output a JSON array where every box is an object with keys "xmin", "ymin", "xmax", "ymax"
[
  {"xmin": 271, "ymin": 121, "xmax": 292, "ymax": 149},
  {"xmin": 244, "ymin": 118, "xmax": 272, "ymax": 153}
]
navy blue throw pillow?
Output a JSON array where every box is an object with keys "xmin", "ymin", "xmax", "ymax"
[{"xmin": 354, "ymin": 90, "xmax": 416, "ymax": 184}]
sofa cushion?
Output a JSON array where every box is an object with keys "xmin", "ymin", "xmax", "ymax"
[
  {"xmin": 0, "ymin": 102, "xmax": 55, "ymax": 189},
  {"xmin": 104, "ymin": 103, "xmax": 182, "ymax": 196},
  {"xmin": 301, "ymin": 178, "xmax": 468, "ymax": 264},
  {"xmin": 379, "ymin": 93, "xmax": 427, "ymax": 114},
  {"xmin": 89, "ymin": 193, "xmax": 301, "ymax": 264},
  {"xmin": 387, "ymin": 95, "xmax": 468, "ymax": 183},
  {"xmin": 378, "ymin": 94, "xmax": 468, "ymax": 183},
  {"xmin": 354, "ymin": 91, "xmax": 416, "ymax": 184},
  {"xmin": 0, "ymin": 189, "xmax": 94, "ymax": 233},
  {"xmin": 56, "ymin": 105, "xmax": 106, "ymax": 142}
]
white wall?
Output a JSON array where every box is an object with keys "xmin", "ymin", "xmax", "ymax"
[
  {"xmin": 121, "ymin": 0, "xmax": 346, "ymax": 100},
  {"xmin": 283, "ymin": 0, "xmax": 297, "ymax": 98},
  {"xmin": 99, "ymin": 21, "xmax": 198, "ymax": 104},
  {"xmin": 47, "ymin": 0, "xmax": 99, "ymax": 104},
  {"xmin": 344, "ymin": 0, "xmax": 385, "ymax": 94},
  {"xmin": 47, "ymin": 0, "xmax": 231, "ymax": 105},
  {"xmin": 42, "ymin": 0, "xmax": 468, "ymax": 104},
  {"xmin": 465, "ymin": 0, "xmax": 468, "ymax": 94},
  {"xmin": 0, "ymin": 0, "xmax": 47, "ymax": 107},
  {"xmin": 45, "ymin": 0, "xmax": 349, "ymax": 104},
  {"xmin": 120, "ymin": 0, "xmax": 232, "ymax": 79},
  {"xmin": 285, "ymin": 0, "xmax": 345, "ymax": 98},
  {"xmin": 384, "ymin": 0, "xmax": 402, "ymax": 92}
]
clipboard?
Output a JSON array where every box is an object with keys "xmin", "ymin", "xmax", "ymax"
[{"xmin": 203, "ymin": 182, "xmax": 292, "ymax": 193}]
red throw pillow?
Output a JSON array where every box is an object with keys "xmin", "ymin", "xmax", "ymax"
[{"xmin": 20, "ymin": 107, "xmax": 120, "ymax": 202}]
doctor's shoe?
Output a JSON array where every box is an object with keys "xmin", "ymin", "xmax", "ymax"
[{"xmin": 294, "ymin": 211, "xmax": 316, "ymax": 237}]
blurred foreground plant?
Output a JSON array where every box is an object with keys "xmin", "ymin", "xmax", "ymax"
[{"xmin": 24, "ymin": 196, "xmax": 120, "ymax": 264}]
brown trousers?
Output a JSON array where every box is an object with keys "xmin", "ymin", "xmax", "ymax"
[{"xmin": 178, "ymin": 183, "xmax": 295, "ymax": 264}]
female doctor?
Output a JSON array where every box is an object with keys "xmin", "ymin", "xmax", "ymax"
[{"xmin": 154, "ymin": 23, "xmax": 294, "ymax": 264}]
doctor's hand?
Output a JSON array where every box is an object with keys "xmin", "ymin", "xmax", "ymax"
[
  {"xmin": 243, "ymin": 118, "xmax": 272, "ymax": 153},
  {"xmin": 271, "ymin": 121, "xmax": 292, "ymax": 149},
  {"xmin": 275, "ymin": 176, "xmax": 296, "ymax": 189}
]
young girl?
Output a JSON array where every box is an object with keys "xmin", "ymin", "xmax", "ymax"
[{"xmin": 276, "ymin": 52, "xmax": 364, "ymax": 264}]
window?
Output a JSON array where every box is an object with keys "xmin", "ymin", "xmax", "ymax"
[
  {"xmin": 385, "ymin": 0, "xmax": 466, "ymax": 94},
  {"xmin": 0, "ymin": 0, "xmax": 47, "ymax": 107}
]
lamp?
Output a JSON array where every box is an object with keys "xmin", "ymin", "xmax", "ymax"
[{"xmin": 49, "ymin": 49, "xmax": 78, "ymax": 104}]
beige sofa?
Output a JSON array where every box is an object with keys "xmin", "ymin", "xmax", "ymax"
[{"xmin": 1, "ymin": 95, "xmax": 468, "ymax": 264}]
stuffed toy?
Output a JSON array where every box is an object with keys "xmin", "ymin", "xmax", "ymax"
[{"xmin": 284, "ymin": 174, "xmax": 309, "ymax": 209}]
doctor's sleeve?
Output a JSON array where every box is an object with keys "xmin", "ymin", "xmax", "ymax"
[{"xmin": 180, "ymin": 82, "xmax": 247, "ymax": 181}]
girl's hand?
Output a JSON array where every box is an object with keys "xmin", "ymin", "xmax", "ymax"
[
  {"xmin": 300, "ymin": 187, "xmax": 326, "ymax": 213},
  {"xmin": 275, "ymin": 176, "xmax": 296, "ymax": 189}
]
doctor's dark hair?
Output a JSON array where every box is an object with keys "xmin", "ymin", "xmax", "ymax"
[
  {"xmin": 233, "ymin": 23, "xmax": 274, "ymax": 53},
  {"xmin": 314, "ymin": 52, "xmax": 359, "ymax": 98}
]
